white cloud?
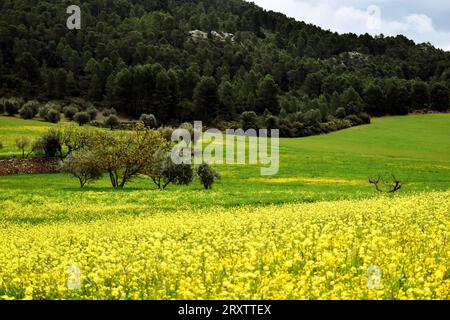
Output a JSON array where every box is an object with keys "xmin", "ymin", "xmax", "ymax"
[{"xmin": 249, "ymin": 0, "xmax": 450, "ymax": 51}]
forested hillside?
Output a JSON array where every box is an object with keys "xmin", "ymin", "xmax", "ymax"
[{"xmin": 1, "ymin": 0, "xmax": 450, "ymax": 136}]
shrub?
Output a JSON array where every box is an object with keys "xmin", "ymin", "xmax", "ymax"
[
  {"xmin": 32, "ymin": 130, "xmax": 62, "ymax": 158},
  {"xmin": 86, "ymin": 106, "xmax": 98, "ymax": 120},
  {"xmin": 345, "ymin": 114, "xmax": 364, "ymax": 126},
  {"xmin": 102, "ymin": 107, "xmax": 117, "ymax": 117},
  {"xmin": 74, "ymin": 112, "xmax": 90, "ymax": 126},
  {"xmin": 0, "ymin": 99, "xmax": 5, "ymax": 114},
  {"xmin": 147, "ymin": 151, "xmax": 194, "ymax": 190},
  {"xmin": 241, "ymin": 111, "xmax": 259, "ymax": 131},
  {"xmin": 158, "ymin": 126, "xmax": 174, "ymax": 141},
  {"xmin": 0, "ymin": 141, "xmax": 3, "ymax": 149},
  {"xmin": 63, "ymin": 105, "xmax": 79, "ymax": 121},
  {"xmin": 18, "ymin": 104, "xmax": 36, "ymax": 119},
  {"xmin": 15, "ymin": 137, "xmax": 30, "ymax": 158},
  {"xmin": 196, "ymin": 162, "xmax": 220, "ymax": 190},
  {"xmin": 104, "ymin": 114, "xmax": 120, "ymax": 130},
  {"xmin": 358, "ymin": 112, "xmax": 371, "ymax": 124},
  {"xmin": 265, "ymin": 115, "xmax": 279, "ymax": 131},
  {"xmin": 19, "ymin": 100, "xmax": 41, "ymax": 119},
  {"xmin": 46, "ymin": 109, "xmax": 61, "ymax": 123},
  {"xmin": 60, "ymin": 150, "xmax": 102, "ymax": 188},
  {"xmin": 38, "ymin": 104, "xmax": 50, "ymax": 119},
  {"xmin": 4, "ymin": 98, "xmax": 23, "ymax": 116},
  {"xmin": 140, "ymin": 114, "xmax": 157, "ymax": 128},
  {"xmin": 335, "ymin": 107, "xmax": 347, "ymax": 119}
]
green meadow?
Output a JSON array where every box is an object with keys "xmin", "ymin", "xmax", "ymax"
[{"xmin": 0, "ymin": 114, "xmax": 449, "ymax": 224}]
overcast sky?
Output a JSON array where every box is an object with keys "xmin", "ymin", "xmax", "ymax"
[{"xmin": 249, "ymin": 0, "xmax": 450, "ymax": 51}]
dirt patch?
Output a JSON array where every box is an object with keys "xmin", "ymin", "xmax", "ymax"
[{"xmin": 0, "ymin": 158, "xmax": 60, "ymax": 176}]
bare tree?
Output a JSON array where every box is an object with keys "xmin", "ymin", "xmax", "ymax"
[{"xmin": 369, "ymin": 174, "xmax": 403, "ymax": 193}]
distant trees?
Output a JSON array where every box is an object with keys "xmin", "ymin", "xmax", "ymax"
[
  {"xmin": 256, "ymin": 75, "xmax": 279, "ymax": 114},
  {"xmin": 104, "ymin": 115, "xmax": 120, "ymax": 130},
  {"xmin": 73, "ymin": 112, "xmax": 90, "ymax": 126},
  {"xmin": 140, "ymin": 114, "xmax": 158, "ymax": 128},
  {"xmin": 194, "ymin": 76, "xmax": 219, "ymax": 122},
  {"xmin": 1, "ymin": 0, "xmax": 449, "ymax": 139},
  {"xmin": 430, "ymin": 83, "xmax": 450, "ymax": 112}
]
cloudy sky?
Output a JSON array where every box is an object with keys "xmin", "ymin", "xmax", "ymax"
[{"xmin": 250, "ymin": 0, "xmax": 450, "ymax": 51}]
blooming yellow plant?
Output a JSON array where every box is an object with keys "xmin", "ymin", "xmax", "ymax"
[{"xmin": 0, "ymin": 191, "xmax": 449, "ymax": 300}]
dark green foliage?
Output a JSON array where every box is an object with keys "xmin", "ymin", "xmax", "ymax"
[
  {"xmin": 104, "ymin": 115, "xmax": 120, "ymax": 130},
  {"xmin": 102, "ymin": 108, "xmax": 117, "ymax": 117},
  {"xmin": 256, "ymin": 75, "xmax": 279, "ymax": 114},
  {"xmin": 140, "ymin": 114, "xmax": 157, "ymax": 128},
  {"xmin": 46, "ymin": 109, "xmax": 61, "ymax": 124},
  {"xmin": 73, "ymin": 112, "xmax": 90, "ymax": 126},
  {"xmin": 148, "ymin": 152, "xmax": 194, "ymax": 190},
  {"xmin": 19, "ymin": 101, "xmax": 40, "ymax": 119},
  {"xmin": 197, "ymin": 162, "xmax": 220, "ymax": 190},
  {"xmin": 1, "ymin": 0, "xmax": 449, "ymax": 137},
  {"xmin": 241, "ymin": 111, "xmax": 259, "ymax": 131},
  {"xmin": 335, "ymin": 107, "xmax": 346, "ymax": 119},
  {"xmin": 86, "ymin": 107, "xmax": 98, "ymax": 121},
  {"xmin": 430, "ymin": 83, "xmax": 450, "ymax": 112},
  {"xmin": 193, "ymin": 77, "xmax": 219, "ymax": 122},
  {"xmin": 32, "ymin": 130, "xmax": 62, "ymax": 158},
  {"xmin": 4, "ymin": 98, "xmax": 23, "ymax": 116},
  {"xmin": 63, "ymin": 105, "xmax": 79, "ymax": 121}
]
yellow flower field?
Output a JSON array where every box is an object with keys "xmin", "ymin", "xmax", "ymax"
[{"xmin": 0, "ymin": 191, "xmax": 449, "ymax": 300}]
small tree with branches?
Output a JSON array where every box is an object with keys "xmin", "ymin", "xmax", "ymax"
[{"xmin": 369, "ymin": 174, "xmax": 403, "ymax": 193}]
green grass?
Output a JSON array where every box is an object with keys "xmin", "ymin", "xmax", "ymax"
[
  {"xmin": 0, "ymin": 114, "xmax": 449, "ymax": 224},
  {"xmin": 0, "ymin": 116, "xmax": 57, "ymax": 156}
]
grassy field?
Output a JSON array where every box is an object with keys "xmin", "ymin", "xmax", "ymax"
[{"xmin": 0, "ymin": 114, "xmax": 449, "ymax": 299}]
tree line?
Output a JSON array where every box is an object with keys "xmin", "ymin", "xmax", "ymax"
[{"xmin": 1, "ymin": 0, "xmax": 449, "ymax": 137}]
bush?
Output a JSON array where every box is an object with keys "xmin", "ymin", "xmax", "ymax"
[
  {"xmin": 19, "ymin": 104, "xmax": 36, "ymax": 119},
  {"xmin": 265, "ymin": 115, "xmax": 279, "ymax": 131},
  {"xmin": 104, "ymin": 114, "xmax": 120, "ymax": 130},
  {"xmin": 60, "ymin": 150, "xmax": 102, "ymax": 188},
  {"xmin": 241, "ymin": 111, "xmax": 259, "ymax": 131},
  {"xmin": 358, "ymin": 112, "xmax": 371, "ymax": 124},
  {"xmin": 158, "ymin": 126, "xmax": 174, "ymax": 141},
  {"xmin": 102, "ymin": 107, "xmax": 117, "ymax": 117},
  {"xmin": 147, "ymin": 151, "xmax": 194, "ymax": 190},
  {"xmin": 38, "ymin": 104, "xmax": 50, "ymax": 119},
  {"xmin": 196, "ymin": 162, "xmax": 220, "ymax": 190},
  {"xmin": 32, "ymin": 130, "xmax": 62, "ymax": 158},
  {"xmin": 345, "ymin": 114, "xmax": 364, "ymax": 126},
  {"xmin": 74, "ymin": 112, "xmax": 90, "ymax": 126},
  {"xmin": 140, "ymin": 114, "xmax": 157, "ymax": 128},
  {"xmin": 19, "ymin": 100, "xmax": 41, "ymax": 119},
  {"xmin": 46, "ymin": 109, "xmax": 61, "ymax": 123},
  {"xmin": 4, "ymin": 98, "xmax": 23, "ymax": 116},
  {"xmin": 63, "ymin": 105, "xmax": 79, "ymax": 121},
  {"xmin": 0, "ymin": 99, "xmax": 5, "ymax": 114},
  {"xmin": 86, "ymin": 106, "xmax": 98, "ymax": 120},
  {"xmin": 0, "ymin": 141, "xmax": 3, "ymax": 149},
  {"xmin": 335, "ymin": 107, "xmax": 347, "ymax": 119}
]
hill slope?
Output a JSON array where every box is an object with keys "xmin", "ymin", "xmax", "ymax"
[{"xmin": 1, "ymin": 0, "xmax": 450, "ymax": 130}]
